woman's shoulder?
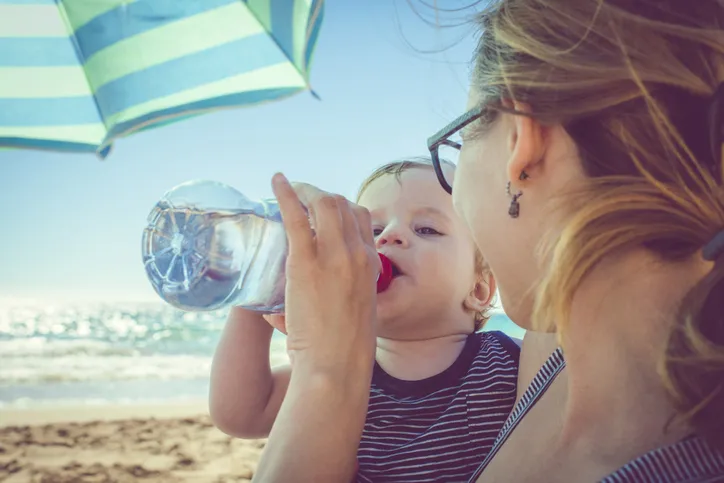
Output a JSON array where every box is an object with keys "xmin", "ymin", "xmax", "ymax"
[
  {"xmin": 516, "ymin": 332, "xmax": 561, "ymax": 401},
  {"xmin": 601, "ymin": 436, "xmax": 724, "ymax": 482}
]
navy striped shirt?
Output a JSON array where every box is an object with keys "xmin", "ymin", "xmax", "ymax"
[
  {"xmin": 356, "ymin": 331, "xmax": 520, "ymax": 483},
  {"xmin": 469, "ymin": 349, "xmax": 724, "ymax": 483}
]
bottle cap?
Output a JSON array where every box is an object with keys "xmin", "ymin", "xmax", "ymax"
[{"xmin": 377, "ymin": 253, "xmax": 393, "ymax": 293}]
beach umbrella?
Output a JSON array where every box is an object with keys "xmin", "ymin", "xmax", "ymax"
[{"xmin": 0, "ymin": 0, "xmax": 324, "ymax": 158}]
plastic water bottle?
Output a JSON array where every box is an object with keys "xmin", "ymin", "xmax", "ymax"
[{"xmin": 142, "ymin": 180, "xmax": 393, "ymax": 313}]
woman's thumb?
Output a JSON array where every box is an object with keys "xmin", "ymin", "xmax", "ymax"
[{"xmin": 263, "ymin": 314, "xmax": 288, "ymax": 335}]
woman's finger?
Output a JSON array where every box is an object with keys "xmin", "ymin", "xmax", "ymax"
[
  {"xmin": 272, "ymin": 174, "xmax": 314, "ymax": 259},
  {"xmin": 338, "ymin": 197, "xmax": 364, "ymax": 252},
  {"xmin": 287, "ymin": 182, "xmax": 318, "ymax": 232},
  {"xmin": 352, "ymin": 204, "xmax": 375, "ymax": 249},
  {"xmin": 286, "ymin": 182, "xmax": 348, "ymax": 265},
  {"xmin": 311, "ymin": 194, "xmax": 347, "ymax": 254},
  {"xmin": 289, "ymin": 182, "xmax": 344, "ymax": 249},
  {"xmin": 339, "ymin": 201, "xmax": 379, "ymax": 285},
  {"xmin": 354, "ymin": 205, "xmax": 382, "ymax": 276}
]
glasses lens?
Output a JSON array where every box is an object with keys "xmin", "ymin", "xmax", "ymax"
[{"xmin": 436, "ymin": 132, "xmax": 462, "ymax": 189}]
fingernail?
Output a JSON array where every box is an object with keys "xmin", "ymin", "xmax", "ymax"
[{"xmin": 272, "ymin": 173, "xmax": 288, "ymax": 187}]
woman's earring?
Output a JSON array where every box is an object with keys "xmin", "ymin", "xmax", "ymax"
[{"xmin": 506, "ymin": 181, "xmax": 523, "ymax": 219}]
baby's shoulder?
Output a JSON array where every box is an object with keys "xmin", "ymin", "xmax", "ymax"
[
  {"xmin": 457, "ymin": 332, "xmax": 520, "ymax": 406},
  {"xmin": 461, "ymin": 331, "xmax": 521, "ymax": 388},
  {"xmin": 477, "ymin": 330, "xmax": 522, "ymax": 363}
]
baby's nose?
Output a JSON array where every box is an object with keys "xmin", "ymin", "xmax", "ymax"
[{"xmin": 376, "ymin": 230, "xmax": 406, "ymax": 247}]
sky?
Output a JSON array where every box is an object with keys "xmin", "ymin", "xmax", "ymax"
[{"xmin": 0, "ymin": 1, "xmax": 482, "ymax": 303}]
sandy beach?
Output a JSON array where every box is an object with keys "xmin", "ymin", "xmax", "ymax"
[{"xmin": 0, "ymin": 402, "xmax": 264, "ymax": 482}]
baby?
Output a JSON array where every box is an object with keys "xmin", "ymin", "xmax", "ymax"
[{"xmin": 209, "ymin": 158, "xmax": 521, "ymax": 482}]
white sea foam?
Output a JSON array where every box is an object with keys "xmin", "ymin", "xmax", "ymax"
[
  {"xmin": 0, "ymin": 301, "xmax": 515, "ymax": 406},
  {"xmin": 0, "ymin": 302, "xmax": 289, "ymax": 392}
]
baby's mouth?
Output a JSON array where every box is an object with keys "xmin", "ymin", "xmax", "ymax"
[{"xmin": 389, "ymin": 260, "xmax": 403, "ymax": 278}]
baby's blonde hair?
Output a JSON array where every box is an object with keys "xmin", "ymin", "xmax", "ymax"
[{"xmin": 357, "ymin": 157, "xmax": 493, "ymax": 331}]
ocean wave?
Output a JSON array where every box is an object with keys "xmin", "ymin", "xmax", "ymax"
[
  {"xmin": 0, "ymin": 354, "xmax": 215, "ymax": 383},
  {"xmin": 0, "ymin": 301, "xmax": 512, "ymax": 388},
  {"xmin": 0, "ymin": 338, "xmax": 139, "ymax": 358},
  {"xmin": 0, "ymin": 335, "xmax": 289, "ymax": 384},
  {"xmin": 0, "ymin": 302, "xmax": 227, "ymax": 344},
  {"xmin": 0, "ymin": 301, "xmax": 290, "ymax": 386},
  {"xmin": 0, "ymin": 395, "xmax": 207, "ymax": 409}
]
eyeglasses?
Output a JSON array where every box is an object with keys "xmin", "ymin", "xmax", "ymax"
[{"xmin": 427, "ymin": 106, "xmax": 486, "ymax": 194}]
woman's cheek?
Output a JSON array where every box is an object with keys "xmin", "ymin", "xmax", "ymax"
[{"xmin": 452, "ymin": 150, "xmax": 478, "ymax": 224}]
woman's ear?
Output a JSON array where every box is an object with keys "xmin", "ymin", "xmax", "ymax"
[{"xmin": 504, "ymin": 101, "xmax": 546, "ymax": 187}]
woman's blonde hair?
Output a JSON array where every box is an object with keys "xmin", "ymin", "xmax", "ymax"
[
  {"xmin": 472, "ymin": 0, "xmax": 724, "ymax": 449},
  {"xmin": 357, "ymin": 157, "xmax": 494, "ymax": 331}
]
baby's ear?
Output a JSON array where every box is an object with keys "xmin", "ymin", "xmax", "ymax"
[{"xmin": 464, "ymin": 271, "xmax": 496, "ymax": 313}]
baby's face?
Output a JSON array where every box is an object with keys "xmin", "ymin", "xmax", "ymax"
[{"xmin": 358, "ymin": 168, "xmax": 481, "ymax": 339}]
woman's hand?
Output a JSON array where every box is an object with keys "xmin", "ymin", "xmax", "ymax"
[
  {"xmin": 263, "ymin": 314, "xmax": 297, "ymax": 365},
  {"xmin": 262, "ymin": 314, "xmax": 287, "ymax": 335},
  {"xmin": 272, "ymin": 173, "xmax": 380, "ymax": 374},
  {"xmin": 253, "ymin": 174, "xmax": 380, "ymax": 483}
]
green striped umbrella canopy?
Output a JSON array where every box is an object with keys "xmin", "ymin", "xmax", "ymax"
[{"xmin": 0, "ymin": 0, "xmax": 324, "ymax": 158}]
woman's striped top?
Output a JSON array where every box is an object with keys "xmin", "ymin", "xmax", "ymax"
[
  {"xmin": 468, "ymin": 349, "xmax": 724, "ymax": 483},
  {"xmin": 356, "ymin": 330, "xmax": 520, "ymax": 483}
]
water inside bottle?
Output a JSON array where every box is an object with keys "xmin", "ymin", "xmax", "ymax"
[{"xmin": 142, "ymin": 200, "xmax": 287, "ymax": 312}]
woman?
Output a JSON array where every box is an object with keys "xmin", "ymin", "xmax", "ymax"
[
  {"xmin": 253, "ymin": 1, "xmax": 724, "ymax": 481},
  {"xmin": 434, "ymin": 1, "xmax": 724, "ymax": 481}
]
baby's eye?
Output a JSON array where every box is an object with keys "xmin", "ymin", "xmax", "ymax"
[
  {"xmin": 416, "ymin": 227, "xmax": 441, "ymax": 236},
  {"xmin": 372, "ymin": 227, "xmax": 384, "ymax": 237}
]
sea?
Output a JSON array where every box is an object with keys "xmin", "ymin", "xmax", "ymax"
[{"xmin": 0, "ymin": 301, "xmax": 523, "ymax": 409}]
